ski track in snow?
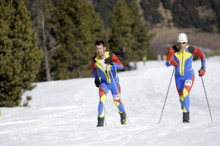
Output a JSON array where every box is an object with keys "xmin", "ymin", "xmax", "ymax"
[{"xmin": 0, "ymin": 56, "xmax": 220, "ymax": 146}]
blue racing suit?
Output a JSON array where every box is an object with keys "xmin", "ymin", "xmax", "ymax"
[
  {"xmin": 91, "ymin": 51, "xmax": 125, "ymax": 118},
  {"xmin": 166, "ymin": 45, "xmax": 206, "ymax": 113}
]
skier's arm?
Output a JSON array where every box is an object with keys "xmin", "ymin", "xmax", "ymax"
[
  {"xmin": 166, "ymin": 47, "xmax": 175, "ymax": 67},
  {"xmin": 189, "ymin": 46, "xmax": 206, "ymax": 76},
  {"xmin": 111, "ymin": 54, "xmax": 124, "ymax": 70},
  {"xmin": 91, "ymin": 59, "xmax": 98, "ymax": 79},
  {"xmin": 189, "ymin": 47, "xmax": 206, "ymax": 68},
  {"xmin": 193, "ymin": 48, "xmax": 206, "ymax": 68}
]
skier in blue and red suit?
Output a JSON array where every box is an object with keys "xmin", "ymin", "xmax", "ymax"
[
  {"xmin": 91, "ymin": 40, "xmax": 127, "ymax": 127},
  {"xmin": 166, "ymin": 33, "xmax": 206, "ymax": 123}
]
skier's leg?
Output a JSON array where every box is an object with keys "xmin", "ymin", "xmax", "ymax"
[
  {"xmin": 181, "ymin": 73, "xmax": 195, "ymax": 113},
  {"xmin": 181, "ymin": 72, "xmax": 195, "ymax": 122},
  {"xmin": 175, "ymin": 77, "xmax": 185, "ymax": 110},
  {"xmin": 110, "ymin": 82, "xmax": 127, "ymax": 125},
  {"xmin": 98, "ymin": 83, "xmax": 109, "ymax": 118},
  {"xmin": 176, "ymin": 77, "xmax": 189, "ymax": 122},
  {"xmin": 97, "ymin": 83, "xmax": 109, "ymax": 127},
  {"xmin": 110, "ymin": 83, "xmax": 125, "ymax": 113}
]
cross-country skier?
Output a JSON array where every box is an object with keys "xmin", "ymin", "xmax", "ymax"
[
  {"xmin": 91, "ymin": 40, "xmax": 127, "ymax": 127},
  {"xmin": 166, "ymin": 33, "xmax": 206, "ymax": 123}
]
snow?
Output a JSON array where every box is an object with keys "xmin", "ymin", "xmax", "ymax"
[{"xmin": 0, "ymin": 56, "xmax": 220, "ymax": 146}]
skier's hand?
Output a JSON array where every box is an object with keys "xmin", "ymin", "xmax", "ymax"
[
  {"xmin": 170, "ymin": 60, "xmax": 178, "ymax": 67},
  {"xmin": 104, "ymin": 58, "xmax": 113, "ymax": 65},
  {"xmin": 94, "ymin": 78, "xmax": 100, "ymax": 87},
  {"xmin": 198, "ymin": 67, "xmax": 206, "ymax": 77}
]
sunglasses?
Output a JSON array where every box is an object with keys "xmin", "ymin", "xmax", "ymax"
[{"xmin": 178, "ymin": 42, "xmax": 186, "ymax": 44}]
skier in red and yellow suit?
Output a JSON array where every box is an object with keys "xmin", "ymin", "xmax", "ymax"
[
  {"xmin": 166, "ymin": 33, "xmax": 206, "ymax": 122},
  {"xmin": 91, "ymin": 40, "xmax": 127, "ymax": 127}
]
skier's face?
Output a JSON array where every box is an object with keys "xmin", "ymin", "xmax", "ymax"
[
  {"xmin": 178, "ymin": 42, "xmax": 186, "ymax": 50},
  {"xmin": 96, "ymin": 44, "xmax": 106, "ymax": 59}
]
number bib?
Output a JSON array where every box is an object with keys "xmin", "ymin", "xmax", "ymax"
[{"xmin": 185, "ymin": 80, "xmax": 192, "ymax": 86}]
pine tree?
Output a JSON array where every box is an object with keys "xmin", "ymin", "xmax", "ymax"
[
  {"xmin": 92, "ymin": 0, "xmax": 117, "ymax": 28},
  {"xmin": 27, "ymin": 0, "xmax": 56, "ymax": 81},
  {"xmin": 0, "ymin": 0, "xmax": 42, "ymax": 107},
  {"xmin": 109, "ymin": 0, "xmax": 134, "ymax": 70},
  {"xmin": 49, "ymin": 0, "xmax": 106, "ymax": 79},
  {"xmin": 128, "ymin": 0, "xmax": 155, "ymax": 61},
  {"xmin": 161, "ymin": 0, "xmax": 171, "ymax": 9},
  {"xmin": 140, "ymin": 0, "xmax": 164, "ymax": 24},
  {"xmin": 214, "ymin": 2, "xmax": 220, "ymax": 31}
]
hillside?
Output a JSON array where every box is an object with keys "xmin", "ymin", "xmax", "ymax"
[
  {"xmin": 92, "ymin": 0, "xmax": 220, "ymax": 56},
  {"xmin": 150, "ymin": 27, "xmax": 220, "ymax": 56},
  {"xmin": 0, "ymin": 56, "xmax": 220, "ymax": 145}
]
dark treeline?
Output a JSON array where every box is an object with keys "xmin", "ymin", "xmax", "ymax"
[
  {"xmin": 168, "ymin": 0, "xmax": 219, "ymax": 32},
  {"xmin": 0, "ymin": 0, "xmax": 154, "ymax": 106},
  {"xmin": 95, "ymin": 0, "xmax": 220, "ymax": 32}
]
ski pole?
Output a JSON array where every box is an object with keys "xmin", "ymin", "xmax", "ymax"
[
  {"xmin": 159, "ymin": 68, "xmax": 175, "ymax": 124},
  {"xmin": 104, "ymin": 105, "xmax": 107, "ymax": 126},
  {"xmin": 109, "ymin": 69, "xmax": 130, "ymax": 124},
  {"xmin": 201, "ymin": 77, "xmax": 213, "ymax": 122}
]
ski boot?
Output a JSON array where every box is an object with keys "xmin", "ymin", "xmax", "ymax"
[
  {"xmin": 120, "ymin": 112, "xmax": 127, "ymax": 125},
  {"xmin": 183, "ymin": 112, "xmax": 190, "ymax": 123},
  {"xmin": 97, "ymin": 117, "xmax": 104, "ymax": 127}
]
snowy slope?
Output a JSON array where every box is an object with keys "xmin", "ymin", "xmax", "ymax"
[{"xmin": 0, "ymin": 56, "xmax": 220, "ymax": 146}]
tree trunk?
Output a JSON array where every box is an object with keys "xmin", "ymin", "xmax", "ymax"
[{"xmin": 41, "ymin": 18, "xmax": 51, "ymax": 81}]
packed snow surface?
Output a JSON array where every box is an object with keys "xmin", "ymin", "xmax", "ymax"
[{"xmin": 1, "ymin": 56, "xmax": 220, "ymax": 146}]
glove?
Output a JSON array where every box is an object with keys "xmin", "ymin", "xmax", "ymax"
[
  {"xmin": 198, "ymin": 67, "xmax": 206, "ymax": 77},
  {"xmin": 94, "ymin": 78, "xmax": 100, "ymax": 87},
  {"xmin": 104, "ymin": 58, "xmax": 113, "ymax": 65},
  {"xmin": 170, "ymin": 60, "xmax": 178, "ymax": 67}
]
